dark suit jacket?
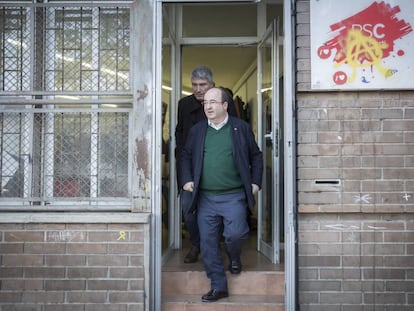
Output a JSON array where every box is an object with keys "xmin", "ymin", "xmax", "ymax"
[
  {"xmin": 175, "ymin": 95, "xmax": 206, "ymax": 188},
  {"xmin": 175, "ymin": 94, "xmax": 239, "ymax": 188},
  {"xmin": 180, "ymin": 116, "xmax": 263, "ymax": 213}
]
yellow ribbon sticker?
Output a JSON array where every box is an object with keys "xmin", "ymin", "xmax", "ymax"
[{"xmin": 117, "ymin": 230, "xmax": 126, "ymax": 240}]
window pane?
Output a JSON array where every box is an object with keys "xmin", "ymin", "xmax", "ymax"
[
  {"xmin": 53, "ymin": 113, "xmax": 92, "ymax": 197},
  {"xmin": 0, "ymin": 7, "xmax": 31, "ymax": 92},
  {"xmin": 0, "ymin": 112, "xmax": 30, "ymax": 197},
  {"xmin": 51, "ymin": 111, "xmax": 129, "ymax": 198},
  {"xmin": 0, "ymin": 4, "xmax": 132, "ymax": 205},
  {"xmin": 98, "ymin": 112, "xmax": 129, "ymax": 197},
  {"xmin": 45, "ymin": 7, "xmax": 130, "ymax": 92}
]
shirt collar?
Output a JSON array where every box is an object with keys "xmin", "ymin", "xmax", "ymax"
[{"xmin": 208, "ymin": 114, "xmax": 228, "ymax": 130}]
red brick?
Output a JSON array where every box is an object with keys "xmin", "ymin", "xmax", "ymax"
[
  {"xmin": 24, "ymin": 267, "xmax": 65, "ymax": 278},
  {"xmin": 1, "ymin": 280, "xmax": 44, "ymax": 290},
  {"xmin": 108, "ymin": 291, "xmax": 144, "ymax": 303},
  {"xmin": 24, "ymin": 243, "xmax": 66, "ymax": 254},
  {"xmin": 87, "ymin": 255, "xmax": 128, "ymax": 266},
  {"xmin": 67, "ymin": 267, "xmax": 108, "ymax": 278},
  {"xmin": 0, "ymin": 243, "xmax": 23, "ymax": 253},
  {"xmin": 44, "ymin": 280, "xmax": 85, "ymax": 291},
  {"xmin": 21, "ymin": 291, "xmax": 64, "ymax": 303},
  {"xmin": 67, "ymin": 243, "xmax": 107, "ymax": 254},
  {"xmin": 2, "ymin": 255, "xmax": 43, "ymax": 266},
  {"xmin": 108, "ymin": 243, "xmax": 143, "ymax": 254},
  {"xmin": 87, "ymin": 280, "xmax": 128, "ymax": 291},
  {"xmin": 66, "ymin": 291, "xmax": 106, "ymax": 303},
  {"xmin": 4, "ymin": 232, "xmax": 43, "ymax": 242},
  {"xmin": 45, "ymin": 255, "xmax": 86, "ymax": 266}
]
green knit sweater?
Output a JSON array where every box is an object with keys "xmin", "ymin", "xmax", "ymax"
[{"xmin": 200, "ymin": 123, "xmax": 243, "ymax": 195}]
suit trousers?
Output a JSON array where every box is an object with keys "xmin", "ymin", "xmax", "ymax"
[
  {"xmin": 197, "ymin": 191, "xmax": 249, "ymax": 292},
  {"xmin": 181, "ymin": 190, "xmax": 200, "ymax": 248}
]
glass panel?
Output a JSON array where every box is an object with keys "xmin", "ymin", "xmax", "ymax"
[
  {"xmin": 0, "ymin": 6, "xmax": 31, "ymax": 92},
  {"xmin": 0, "ymin": 112, "xmax": 31, "ymax": 197},
  {"xmin": 53, "ymin": 113, "xmax": 92, "ymax": 197},
  {"xmin": 0, "ymin": 109, "xmax": 129, "ymax": 200},
  {"xmin": 162, "ymin": 4, "xmax": 173, "ymax": 40},
  {"xmin": 98, "ymin": 112, "xmax": 129, "ymax": 197},
  {"xmin": 260, "ymin": 32, "xmax": 273, "ymax": 245},
  {"xmin": 182, "ymin": 4, "xmax": 257, "ymax": 37},
  {"xmin": 267, "ymin": 4, "xmax": 284, "ymax": 36},
  {"xmin": 161, "ymin": 41, "xmax": 171, "ymax": 251},
  {"xmin": 52, "ymin": 111, "xmax": 129, "ymax": 198},
  {"xmin": 0, "ymin": 4, "xmax": 132, "ymax": 205}
]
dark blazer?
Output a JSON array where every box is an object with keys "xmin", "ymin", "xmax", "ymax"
[
  {"xmin": 175, "ymin": 95, "xmax": 206, "ymax": 188},
  {"xmin": 175, "ymin": 94, "xmax": 239, "ymax": 188},
  {"xmin": 180, "ymin": 116, "xmax": 263, "ymax": 213}
]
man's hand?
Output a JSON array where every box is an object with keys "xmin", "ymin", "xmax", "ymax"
[
  {"xmin": 252, "ymin": 184, "xmax": 259, "ymax": 195},
  {"xmin": 183, "ymin": 181, "xmax": 194, "ymax": 192}
]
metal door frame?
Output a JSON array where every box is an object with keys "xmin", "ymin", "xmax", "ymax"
[
  {"xmin": 153, "ymin": 1, "xmax": 297, "ymax": 310},
  {"xmin": 257, "ymin": 19, "xmax": 280, "ymax": 264}
]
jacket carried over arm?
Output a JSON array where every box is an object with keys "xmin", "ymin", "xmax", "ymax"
[{"xmin": 180, "ymin": 116, "xmax": 263, "ymax": 213}]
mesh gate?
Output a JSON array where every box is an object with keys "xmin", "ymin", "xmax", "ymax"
[{"xmin": 0, "ymin": 2, "xmax": 133, "ymax": 205}]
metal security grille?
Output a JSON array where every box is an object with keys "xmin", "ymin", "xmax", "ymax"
[
  {"xmin": 46, "ymin": 6, "xmax": 130, "ymax": 92},
  {"xmin": 0, "ymin": 6, "xmax": 31, "ymax": 91},
  {"xmin": 0, "ymin": 4, "xmax": 130, "ymax": 92},
  {"xmin": 1, "ymin": 109, "xmax": 129, "ymax": 201},
  {"xmin": 0, "ymin": 2, "xmax": 133, "ymax": 207}
]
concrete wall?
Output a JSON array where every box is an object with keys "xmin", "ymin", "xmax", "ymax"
[
  {"xmin": 296, "ymin": 1, "xmax": 414, "ymax": 310},
  {"xmin": 0, "ymin": 213, "xmax": 150, "ymax": 311}
]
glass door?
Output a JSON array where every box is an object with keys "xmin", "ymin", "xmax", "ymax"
[
  {"xmin": 257, "ymin": 19, "xmax": 280, "ymax": 264},
  {"xmin": 161, "ymin": 3, "xmax": 181, "ymax": 254}
]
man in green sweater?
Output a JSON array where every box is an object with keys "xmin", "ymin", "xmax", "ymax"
[{"xmin": 180, "ymin": 87, "xmax": 263, "ymax": 302}]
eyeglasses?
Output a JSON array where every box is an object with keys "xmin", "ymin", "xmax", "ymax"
[{"xmin": 202, "ymin": 100, "xmax": 224, "ymax": 106}]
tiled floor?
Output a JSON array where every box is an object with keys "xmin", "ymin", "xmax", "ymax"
[{"xmin": 162, "ymin": 230, "xmax": 284, "ymax": 272}]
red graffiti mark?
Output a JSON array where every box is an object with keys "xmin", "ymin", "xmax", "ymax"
[
  {"xmin": 137, "ymin": 84, "xmax": 148, "ymax": 101},
  {"xmin": 318, "ymin": 46, "xmax": 332, "ymax": 59},
  {"xmin": 135, "ymin": 137, "xmax": 149, "ymax": 183},
  {"xmin": 319, "ymin": 1, "xmax": 412, "ymax": 68},
  {"xmin": 333, "ymin": 71, "xmax": 348, "ymax": 85}
]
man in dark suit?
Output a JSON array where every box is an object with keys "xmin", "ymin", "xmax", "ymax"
[
  {"xmin": 175, "ymin": 65, "xmax": 215, "ymax": 263},
  {"xmin": 180, "ymin": 87, "xmax": 263, "ymax": 302},
  {"xmin": 175, "ymin": 66, "xmax": 238, "ymax": 263}
]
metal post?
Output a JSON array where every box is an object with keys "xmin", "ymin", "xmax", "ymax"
[{"xmin": 284, "ymin": 0, "xmax": 297, "ymax": 310}]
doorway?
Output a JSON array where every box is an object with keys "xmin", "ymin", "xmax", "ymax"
[{"xmin": 160, "ymin": 1, "xmax": 285, "ymax": 265}]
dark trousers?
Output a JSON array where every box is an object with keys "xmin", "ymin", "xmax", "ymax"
[
  {"xmin": 197, "ymin": 191, "xmax": 249, "ymax": 292},
  {"xmin": 181, "ymin": 190, "xmax": 200, "ymax": 248}
]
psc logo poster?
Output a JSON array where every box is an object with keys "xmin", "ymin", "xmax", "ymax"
[{"xmin": 311, "ymin": 0, "xmax": 414, "ymax": 90}]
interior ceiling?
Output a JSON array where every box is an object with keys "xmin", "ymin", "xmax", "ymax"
[
  {"xmin": 182, "ymin": 46, "xmax": 257, "ymax": 93},
  {"xmin": 163, "ymin": 2, "xmax": 283, "ymax": 94}
]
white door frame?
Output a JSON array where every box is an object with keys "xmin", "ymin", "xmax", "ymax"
[{"xmin": 282, "ymin": 1, "xmax": 297, "ymax": 309}]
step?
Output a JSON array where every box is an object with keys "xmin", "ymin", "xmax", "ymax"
[
  {"xmin": 162, "ymin": 270, "xmax": 285, "ymax": 296},
  {"xmin": 162, "ymin": 245, "xmax": 285, "ymax": 310},
  {"xmin": 162, "ymin": 293, "xmax": 285, "ymax": 311}
]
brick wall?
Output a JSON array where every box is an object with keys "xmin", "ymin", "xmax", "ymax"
[
  {"xmin": 0, "ymin": 214, "xmax": 149, "ymax": 311},
  {"xmin": 296, "ymin": 0, "xmax": 414, "ymax": 310},
  {"xmin": 299, "ymin": 214, "xmax": 414, "ymax": 311}
]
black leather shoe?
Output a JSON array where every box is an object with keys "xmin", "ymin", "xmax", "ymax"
[
  {"xmin": 184, "ymin": 246, "xmax": 200, "ymax": 263},
  {"xmin": 229, "ymin": 259, "xmax": 242, "ymax": 274},
  {"xmin": 201, "ymin": 289, "xmax": 229, "ymax": 302}
]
